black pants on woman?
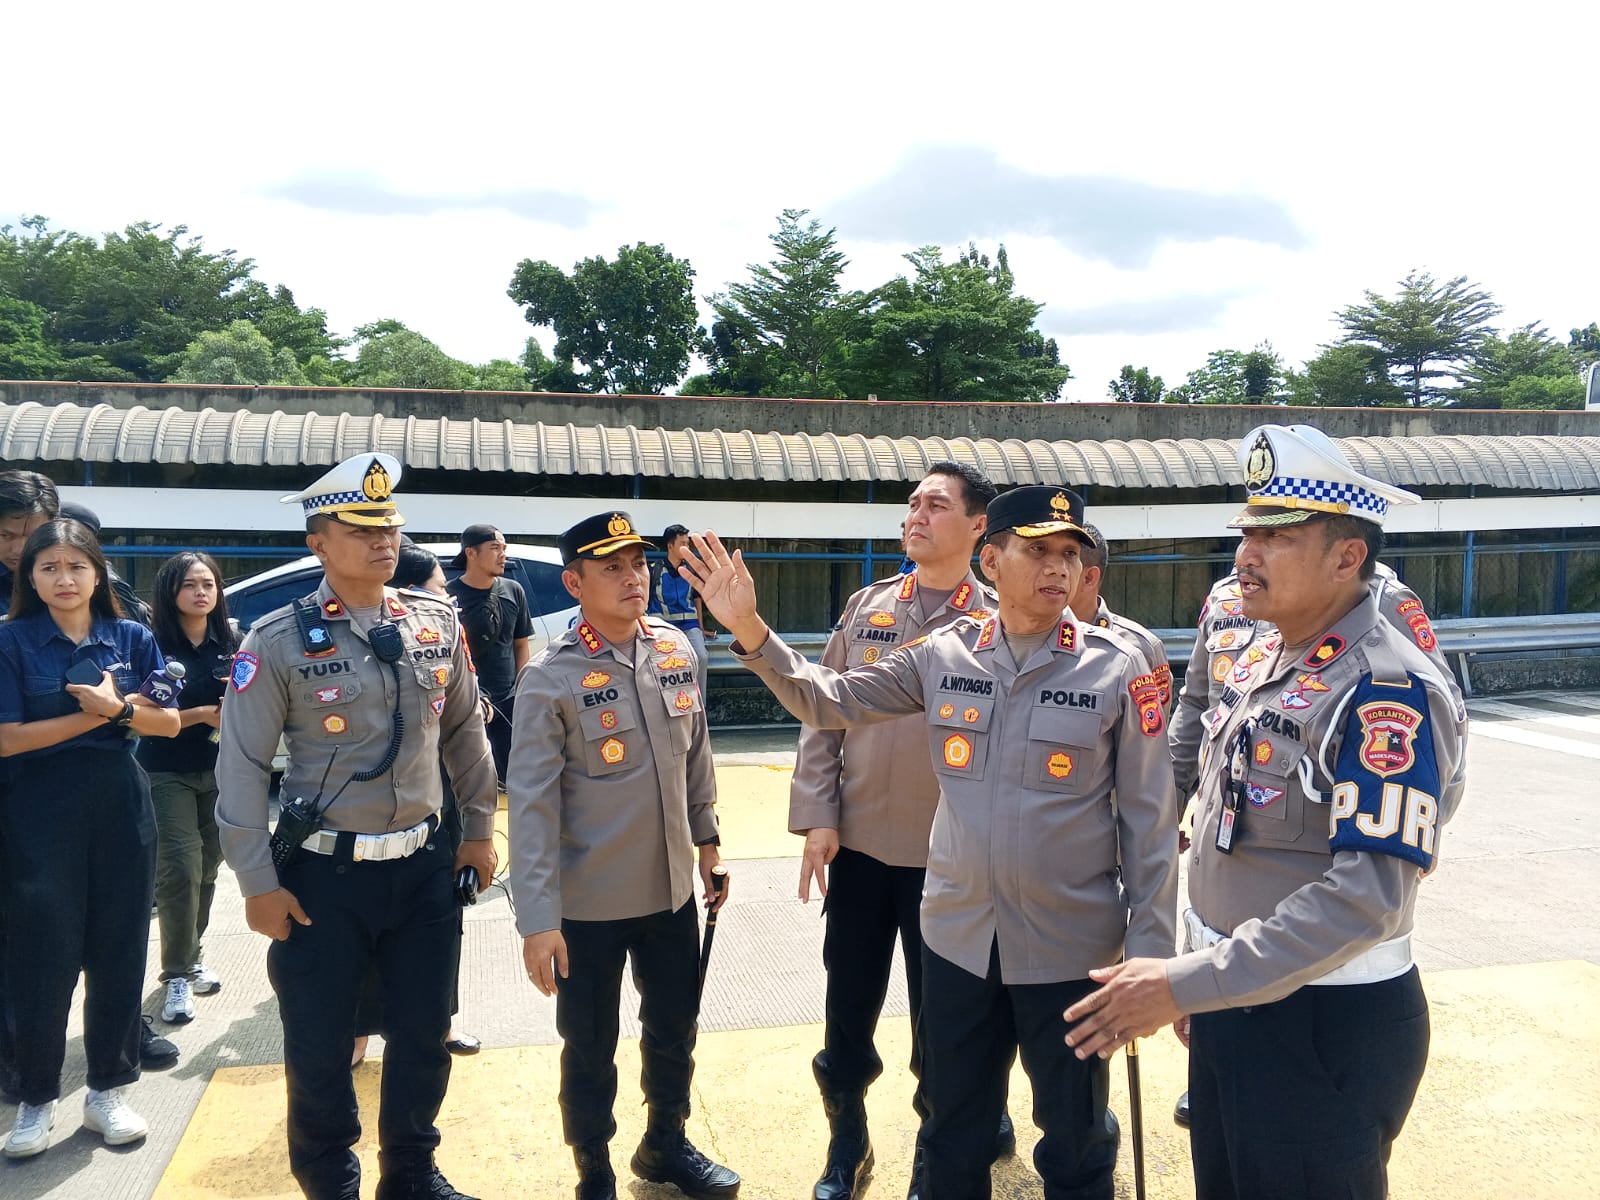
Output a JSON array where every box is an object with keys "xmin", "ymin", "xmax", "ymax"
[{"xmin": 0, "ymin": 748, "xmax": 155, "ymax": 1104}]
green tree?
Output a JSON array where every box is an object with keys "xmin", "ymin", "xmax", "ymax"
[
  {"xmin": 1569, "ymin": 322, "xmax": 1600, "ymax": 365},
  {"xmin": 169, "ymin": 320, "xmax": 308, "ymax": 385},
  {"xmin": 472, "ymin": 358, "xmax": 534, "ymax": 391},
  {"xmin": 702, "ymin": 209, "xmax": 868, "ymax": 398},
  {"xmin": 1284, "ymin": 344, "xmax": 1403, "ymax": 407},
  {"xmin": 349, "ymin": 320, "xmax": 475, "ymax": 390},
  {"xmin": 1171, "ymin": 344, "xmax": 1284, "ymax": 406},
  {"xmin": 507, "ymin": 242, "xmax": 697, "ymax": 394},
  {"xmin": 685, "ymin": 310, "xmax": 770, "ymax": 396},
  {"xmin": 1335, "ymin": 272, "xmax": 1500, "ymax": 406},
  {"xmin": 847, "ymin": 244, "xmax": 1069, "ymax": 402},
  {"xmin": 0, "ymin": 294, "xmax": 68, "ymax": 380},
  {"xmin": 1458, "ymin": 324, "xmax": 1577, "ymax": 408},
  {"xmin": 237, "ymin": 282, "xmax": 348, "ymax": 384},
  {"xmin": 1107, "ymin": 365, "xmax": 1165, "ymax": 403}
]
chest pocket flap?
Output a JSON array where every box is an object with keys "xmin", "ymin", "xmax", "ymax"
[
  {"xmin": 928, "ymin": 691, "xmax": 993, "ymax": 780},
  {"xmin": 1206, "ymin": 625, "xmax": 1256, "ymax": 655},
  {"xmin": 1242, "ymin": 729, "xmax": 1309, "ymax": 841},
  {"xmin": 303, "ymin": 677, "xmax": 364, "ymax": 706},
  {"xmin": 578, "ymin": 699, "xmax": 640, "ymax": 741},
  {"xmin": 1026, "ymin": 706, "xmax": 1104, "ymax": 792}
]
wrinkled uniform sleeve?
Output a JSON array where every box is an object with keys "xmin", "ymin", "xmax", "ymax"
[
  {"xmin": 438, "ymin": 604, "xmax": 497, "ymax": 840},
  {"xmin": 1167, "ymin": 674, "xmax": 1463, "ymax": 1012},
  {"xmin": 506, "ymin": 652, "xmax": 569, "ymax": 935},
  {"xmin": 1113, "ymin": 654, "xmax": 1181, "ymax": 961},
  {"xmin": 215, "ymin": 626, "xmax": 291, "ymax": 898},
  {"xmin": 1168, "ymin": 619, "xmax": 1211, "ymax": 799},
  {"xmin": 787, "ymin": 600, "xmax": 859, "ymax": 835},
  {"xmin": 686, "ymin": 703, "xmax": 719, "ymax": 846},
  {"xmin": 738, "ymin": 631, "xmax": 927, "ymax": 729}
]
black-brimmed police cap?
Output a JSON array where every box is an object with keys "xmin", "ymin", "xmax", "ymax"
[
  {"xmin": 985, "ymin": 485, "xmax": 1091, "ymax": 543},
  {"xmin": 558, "ymin": 511, "xmax": 654, "ymax": 565}
]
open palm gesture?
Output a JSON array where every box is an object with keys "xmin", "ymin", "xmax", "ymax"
[{"xmin": 679, "ymin": 532, "xmax": 765, "ymax": 648}]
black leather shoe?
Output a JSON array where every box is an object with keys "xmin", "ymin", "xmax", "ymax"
[
  {"xmin": 574, "ymin": 1144, "xmax": 617, "ymax": 1200},
  {"xmin": 373, "ymin": 1168, "xmax": 480, "ymax": 1200},
  {"xmin": 815, "ymin": 1135, "xmax": 873, "ymax": 1200},
  {"xmin": 1173, "ymin": 1090, "xmax": 1191, "ymax": 1129},
  {"xmin": 631, "ymin": 1130, "xmax": 740, "ymax": 1198},
  {"xmin": 991, "ymin": 1109, "xmax": 1016, "ymax": 1162},
  {"xmin": 139, "ymin": 1015, "xmax": 180, "ymax": 1069},
  {"xmin": 444, "ymin": 1034, "xmax": 481, "ymax": 1056}
]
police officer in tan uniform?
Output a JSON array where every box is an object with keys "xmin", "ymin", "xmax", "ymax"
[
  {"xmin": 1065, "ymin": 424, "xmax": 1468, "ymax": 1200},
  {"xmin": 788, "ymin": 462, "xmax": 1000, "ymax": 1200},
  {"xmin": 1163, "ymin": 471, "xmax": 1462, "ymax": 1131},
  {"xmin": 683, "ymin": 486, "xmax": 1179, "ymax": 1200},
  {"xmin": 216, "ymin": 454, "xmax": 498, "ymax": 1200},
  {"xmin": 1068, "ymin": 523, "xmax": 1173, "ymax": 717},
  {"xmin": 509, "ymin": 511, "xmax": 738, "ymax": 1200}
]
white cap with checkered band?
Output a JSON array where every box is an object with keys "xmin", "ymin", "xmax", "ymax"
[{"xmin": 1227, "ymin": 425, "xmax": 1419, "ymax": 529}]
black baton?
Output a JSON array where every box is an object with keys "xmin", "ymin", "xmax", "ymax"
[
  {"xmin": 697, "ymin": 865, "xmax": 729, "ymax": 1002},
  {"xmin": 1126, "ymin": 1038, "xmax": 1146, "ymax": 1200}
]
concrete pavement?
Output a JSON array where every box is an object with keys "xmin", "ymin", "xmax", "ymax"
[{"xmin": 3, "ymin": 690, "xmax": 1599, "ymax": 1199}]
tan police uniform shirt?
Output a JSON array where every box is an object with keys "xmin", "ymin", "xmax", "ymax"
[
  {"xmin": 742, "ymin": 614, "xmax": 1178, "ymax": 984},
  {"xmin": 216, "ymin": 580, "xmax": 497, "ymax": 899},
  {"xmin": 507, "ymin": 615, "xmax": 718, "ymax": 935},
  {"xmin": 788, "ymin": 569, "xmax": 995, "ymax": 867},
  {"xmin": 1169, "ymin": 563, "xmax": 1455, "ymax": 799},
  {"xmin": 1166, "ymin": 592, "xmax": 1467, "ymax": 1013},
  {"xmin": 1088, "ymin": 597, "xmax": 1173, "ymax": 717}
]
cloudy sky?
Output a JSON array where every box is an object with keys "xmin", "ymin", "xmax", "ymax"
[{"xmin": 11, "ymin": 1, "xmax": 1595, "ymax": 402}]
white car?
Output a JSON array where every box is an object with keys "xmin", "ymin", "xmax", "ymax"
[{"xmin": 224, "ymin": 541, "xmax": 578, "ymax": 647}]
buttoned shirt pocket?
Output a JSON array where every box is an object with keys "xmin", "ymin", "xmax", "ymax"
[
  {"xmin": 658, "ymin": 685, "xmax": 701, "ymax": 755},
  {"xmin": 577, "ymin": 700, "xmax": 639, "ymax": 776},
  {"xmin": 1240, "ymin": 730, "xmax": 1307, "ymax": 843},
  {"xmin": 928, "ymin": 694, "xmax": 993, "ymax": 781},
  {"xmin": 410, "ymin": 662, "xmax": 451, "ymax": 724},
  {"xmin": 1206, "ymin": 624, "xmax": 1255, "ymax": 655},
  {"xmin": 1025, "ymin": 707, "xmax": 1103, "ymax": 794},
  {"xmin": 302, "ymin": 677, "xmax": 364, "ymax": 708},
  {"xmin": 844, "ymin": 616, "xmax": 902, "ymax": 668},
  {"xmin": 22, "ymin": 672, "xmax": 77, "ymax": 723}
]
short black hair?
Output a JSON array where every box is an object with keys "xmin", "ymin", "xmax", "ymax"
[
  {"xmin": 0, "ymin": 470, "xmax": 59, "ymax": 521},
  {"xmin": 662, "ymin": 524, "xmax": 690, "ymax": 544},
  {"xmin": 925, "ymin": 461, "xmax": 998, "ymax": 516},
  {"xmin": 1079, "ymin": 523, "xmax": 1108, "ymax": 575},
  {"xmin": 391, "ymin": 543, "xmax": 442, "ymax": 590},
  {"xmin": 1318, "ymin": 515, "xmax": 1382, "ymax": 581}
]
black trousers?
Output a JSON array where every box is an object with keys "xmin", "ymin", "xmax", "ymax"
[
  {"xmin": 486, "ymin": 692, "xmax": 515, "ymax": 787},
  {"xmin": 555, "ymin": 900, "xmax": 700, "ymax": 1148},
  {"xmin": 921, "ymin": 943, "xmax": 1115, "ymax": 1200},
  {"xmin": 269, "ymin": 833, "xmax": 456, "ymax": 1200},
  {"xmin": 1188, "ymin": 969, "xmax": 1429, "ymax": 1200},
  {"xmin": 0, "ymin": 749, "xmax": 154, "ymax": 1103},
  {"xmin": 814, "ymin": 846, "xmax": 927, "ymax": 1116}
]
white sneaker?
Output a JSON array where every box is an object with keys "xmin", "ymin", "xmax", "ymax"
[
  {"xmin": 190, "ymin": 963, "xmax": 222, "ymax": 995},
  {"xmin": 82, "ymin": 1088, "xmax": 148, "ymax": 1146},
  {"xmin": 162, "ymin": 977, "xmax": 195, "ymax": 1023},
  {"xmin": 3, "ymin": 1100, "xmax": 58, "ymax": 1159}
]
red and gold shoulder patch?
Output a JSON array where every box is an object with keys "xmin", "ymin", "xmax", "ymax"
[
  {"xmin": 1129, "ymin": 672, "xmax": 1165, "ymax": 736},
  {"xmin": 1057, "ymin": 621, "xmax": 1077, "ymax": 650},
  {"xmin": 577, "ymin": 622, "xmax": 605, "ymax": 656},
  {"xmin": 385, "ymin": 596, "xmax": 409, "ymax": 618},
  {"xmin": 1397, "ymin": 599, "xmax": 1437, "ymax": 652},
  {"xmin": 1304, "ymin": 633, "xmax": 1347, "ymax": 667},
  {"xmin": 897, "ymin": 572, "xmax": 917, "ymax": 602}
]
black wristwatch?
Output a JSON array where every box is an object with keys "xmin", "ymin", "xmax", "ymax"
[{"xmin": 110, "ymin": 699, "xmax": 135, "ymax": 727}]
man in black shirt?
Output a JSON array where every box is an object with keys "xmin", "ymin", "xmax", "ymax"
[{"xmin": 446, "ymin": 525, "xmax": 532, "ymax": 786}]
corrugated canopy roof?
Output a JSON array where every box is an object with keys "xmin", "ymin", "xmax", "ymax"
[{"xmin": 4, "ymin": 401, "xmax": 1600, "ymax": 491}]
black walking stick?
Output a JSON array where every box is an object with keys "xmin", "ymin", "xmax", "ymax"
[
  {"xmin": 1126, "ymin": 1038, "xmax": 1146, "ymax": 1200},
  {"xmin": 697, "ymin": 865, "xmax": 729, "ymax": 1001}
]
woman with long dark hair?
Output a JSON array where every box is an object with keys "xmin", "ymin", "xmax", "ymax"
[
  {"xmin": 0, "ymin": 519, "xmax": 179, "ymax": 1159},
  {"xmin": 138, "ymin": 552, "xmax": 240, "ymax": 1025}
]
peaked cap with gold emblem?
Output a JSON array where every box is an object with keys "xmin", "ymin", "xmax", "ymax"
[
  {"xmin": 1229, "ymin": 424, "xmax": 1418, "ymax": 529},
  {"xmin": 281, "ymin": 453, "xmax": 405, "ymax": 528},
  {"xmin": 558, "ymin": 510, "xmax": 655, "ymax": 564},
  {"xmin": 985, "ymin": 485, "xmax": 1091, "ymax": 544}
]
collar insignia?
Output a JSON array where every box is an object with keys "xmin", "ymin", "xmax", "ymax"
[
  {"xmin": 898, "ymin": 572, "xmax": 916, "ymax": 602},
  {"xmin": 1304, "ymin": 633, "xmax": 1347, "ymax": 668},
  {"xmin": 952, "ymin": 581, "xmax": 972, "ymax": 610},
  {"xmin": 975, "ymin": 618, "xmax": 996, "ymax": 649},
  {"xmin": 385, "ymin": 596, "xmax": 409, "ymax": 618},
  {"xmin": 1057, "ymin": 621, "xmax": 1077, "ymax": 650},
  {"xmin": 578, "ymin": 622, "xmax": 604, "ymax": 656},
  {"xmin": 322, "ymin": 598, "xmax": 344, "ymax": 616}
]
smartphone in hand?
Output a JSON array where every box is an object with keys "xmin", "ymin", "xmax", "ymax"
[{"xmin": 65, "ymin": 659, "xmax": 105, "ymax": 687}]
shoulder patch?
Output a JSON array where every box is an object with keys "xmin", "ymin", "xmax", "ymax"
[
  {"xmin": 1329, "ymin": 672, "xmax": 1442, "ymax": 871},
  {"xmin": 231, "ymin": 650, "xmax": 260, "ymax": 691},
  {"xmin": 1128, "ymin": 672, "xmax": 1164, "ymax": 736}
]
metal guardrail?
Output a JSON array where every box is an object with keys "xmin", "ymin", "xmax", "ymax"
[{"xmin": 707, "ymin": 613, "xmax": 1600, "ymax": 699}]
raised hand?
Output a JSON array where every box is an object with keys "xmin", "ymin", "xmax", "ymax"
[{"xmin": 679, "ymin": 531, "xmax": 769, "ymax": 650}]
